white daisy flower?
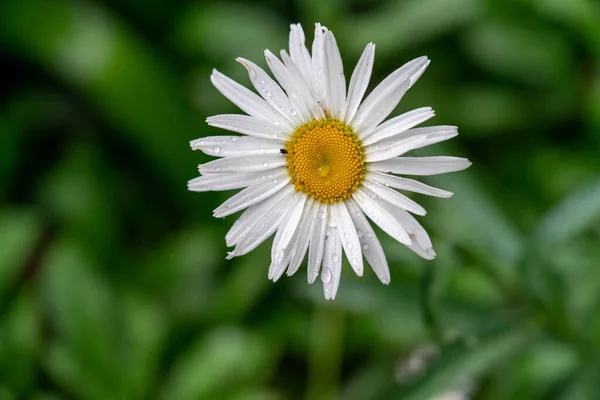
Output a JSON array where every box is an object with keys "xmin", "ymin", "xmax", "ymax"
[{"xmin": 189, "ymin": 23, "xmax": 471, "ymax": 300}]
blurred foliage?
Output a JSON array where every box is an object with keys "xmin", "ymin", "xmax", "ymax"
[{"xmin": 1, "ymin": 0, "xmax": 600, "ymax": 399}]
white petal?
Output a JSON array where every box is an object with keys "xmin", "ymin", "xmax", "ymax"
[
  {"xmin": 362, "ymin": 107, "xmax": 435, "ymax": 144},
  {"xmin": 271, "ymin": 193, "xmax": 306, "ymax": 262},
  {"xmin": 332, "ymin": 202, "xmax": 363, "ymax": 276},
  {"xmin": 191, "ymin": 136, "xmax": 283, "ymax": 157},
  {"xmin": 345, "ymin": 199, "xmax": 390, "ymax": 284},
  {"xmin": 372, "ymin": 125, "xmax": 459, "ymax": 153},
  {"xmin": 323, "ymin": 31, "xmax": 346, "ymax": 119},
  {"xmin": 289, "ymin": 24, "xmax": 312, "ymax": 84},
  {"xmin": 227, "ymin": 196, "xmax": 291, "ymax": 259},
  {"xmin": 206, "ymin": 114, "xmax": 288, "ymax": 141},
  {"xmin": 188, "ymin": 168, "xmax": 286, "ymax": 192},
  {"xmin": 311, "ymin": 23, "xmax": 328, "ymax": 107},
  {"xmin": 211, "ymin": 70, "xmax": 293, "ymax": 131},
  {"xmin": 362, "ymin": 179, "xmax": 427, "ymax": 216},
  {"xmin": 344, "ymin": 43, "xmax": 375, "ymax": 125},
  {"xmin": 365, "ymin": 135, "xmax": 428, "ymax": 163},
  {"xmin": 308, "ymin": 202, "xmax": 327, "ymax": 283},
  {"xmin": 369, "ymin": 156, "xmax": 472, "ymax": 176},
  {"xmin": 269, "ymin": 193, "xmax": 306, "ymax": 281},
  {"xmin": 280, "ymin": 50, "xmax": 326, "ymax": 120},
  {"xmin": 351, "ymin": 56, "xmax": 430, "ymax": 133},
  {"xmin": 213, "ymin": 179, "xmax": 290, "ymax": 218},
  {"xmin": 287, "ymin": 198, "xmax": 316, "ymax": 276},
  {"xmin": 225, "ymin": 185, "xmax": 294, "ymax": 246},
  {"xmin": 352, "ymin": 188, "xmax": 411, "ymax": 245},
  {"xmin": 265, "ymin": 49, "xmax": 323, "ymax": 121},
  {"xmin": 322, "ymin": 225, "xmax": 342, "ymax": 300},
  {"xmin": 379, "ymin": 200, "xmax": 436, "ymax": 260},
  {"xmin": 366, "ymin": 171, "xmax": 453, "ymax": 198},
  {"xmin": 198, "ymin": 154, "xmax": 286, "ymax": 174},
  {"xmin": 236, "ymin": 57, "xmax": 301, "ymax": 125}
]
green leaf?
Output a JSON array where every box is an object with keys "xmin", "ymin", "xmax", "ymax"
[
  {"xmin": 41, "ymin": 238, "xmax": 166, "ymax": 400},
  {"xmin": 530, "ymin": 177, "xmax": 600, "ymax": 253},
  {"xmin": 381, "ymin": 322, "xmax": 538, "ymax": 400},
  {"xmin": 174, "ymin": 3, "xmax": 286, "ymax": 62},
  {"xmin": 554, "ymin": 363, "xmax": 600, "ymax": 400},
  {"xmin": 160, "ymin": 327, "xmax": 281, "ymax": 400},
  {"xmin": 462, "ymin": 19, "xmax": 574, "ymax": 86},
  {"xmin": 0, "ymin": 292, "xmax": 40, "ymax": 397},
  {"xmin": 0, "ymin": 0, "xmax": 201, "ymax": 197},
  {"xmin": 0, "ymin": 209, "xmax": 41, "ymax": 297},
  {"xmin": 343, "ymin": 0, "xmax": 483, "ymax": 56}
]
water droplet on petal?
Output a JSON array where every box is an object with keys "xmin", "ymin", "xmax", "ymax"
[
  {"xmin": 357, "ymin": 230, "xmax": 364, "ymax": 238},
  {"xmin": 321, "ymin": 267, "xmax": 332, "ymax": 283},
  {"xmin": 332, "ymin": 253, "xmax": 339, "ymax": 262},
  {"xmin": 362, "ymin": 244, "xmax": 369, "ymax": 250},
  {"xmin": 318, "ymin": 210, "xmax": 326, "ymax": 219},
  {"xmin": 213, "ymin": 146, "xmax": 221, "ymax": 154}
]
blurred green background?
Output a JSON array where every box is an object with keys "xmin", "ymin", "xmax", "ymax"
[{"xmin": 2, "ymin": 0, "xmax": 600, "ymax": 399}]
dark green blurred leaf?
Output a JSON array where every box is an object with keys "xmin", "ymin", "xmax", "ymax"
[
  {"xmin": 343, "ymin": 0, "xmax": 483, "ymax": 56},
  {"xmin": 462, "ymin": 19, "xmax": 574, "ymax": 86},
  {"xmin": 0, "ymin": 0, "xmax": 202, "ymax": 197},
  {"xmin": 0, "ymin": 292, "xmax": 40, "ymax": 397},
  {"xmin": 382, "ymin": 321, "xmax": 538, "ymax": 400},
  {"xmin": 555, "ymin": 363, "xmax": 600, "ymax": 400},
  {"xmin": 0, "ymin": 209, "xmax": 41, "ymax": 295},
  {"xmin": 530, "ymin": 177, "xmax": 600, "ymax": 253},
  {"xmin": 160, "ymin": 327, "xmax": 281, "ymax": 400},
  {"xmin": 40, "ymin": 238, "xmax": 165, "ymax": 400},
  {"xmin": 174, "ymin": 3, "xmax": 286, "ymax": 62}
]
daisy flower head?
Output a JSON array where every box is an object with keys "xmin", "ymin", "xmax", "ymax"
[{"xmin": 189, "ymin": 23, "xmax": 471, "ymax": 300}]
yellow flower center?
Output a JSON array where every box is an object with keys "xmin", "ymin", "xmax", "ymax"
[{"xmin": 285, "ymin": 119, "xmax": 366, "ymax": 204}]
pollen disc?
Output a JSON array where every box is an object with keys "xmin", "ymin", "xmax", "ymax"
[{"xmin": 285, "ymin": 119, "xmax": 366, "ymax": 203}]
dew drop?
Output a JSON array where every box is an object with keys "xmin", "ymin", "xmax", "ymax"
[
  {"xmin": 366, "ymin": 232, "xmax": 372, "ymax": 238},
  {"xmin": 332, "ymin": 253, "xmax": 340, "ymax": 263},
  {"xmin": 263, "ymin": 162, "xmax": 269, "ymax": 167},
  {"xmin": 362, "ymin": 244, "xmax": 370, "ymax": 250},
  {"xmin": 318, "ymin": 210, "xmax": 326, "ymax": 220},
  {"xmin": 213, "ymin": 146, "xmax": 221, "ymax": 154},
  {"xmin": 321, "ymin": 267, "xmax": 332, "ymax": 283},
  {"xmin": 357, "ymin": 230, "xmax": 364, "ymax": 238},
  {"xmin": 270, "ymin": 133, "xmax": 279, "ymax": 139},
  {"xmin": 347, "ymin": 242, "xmax": 353, "ymax": 250},
  {"xmin": 290, "ymin": 109, "xmax": 297, "ymax": 116}
]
